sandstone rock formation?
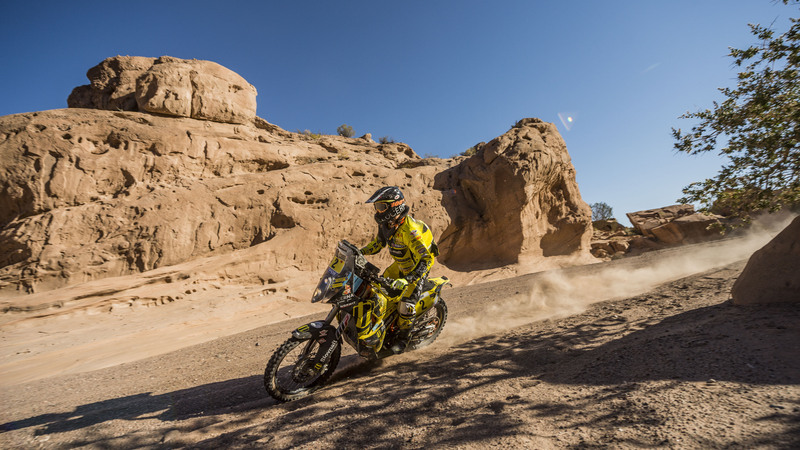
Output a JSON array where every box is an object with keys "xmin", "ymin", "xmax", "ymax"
[
  {"xmin": 627, "ymin": 204, "xmax": 693, "ymax": 235},
  {"xmin": 627, "ymin": 205, "xmax": 724, "ymax": 245},
  {"xmin": 0, "ymin": 57, "xmax": 593, "ymax": 298},
  {"xmin": 67, "ymin": 56, "xmax": 154, "ymax": 112},
  {"xmin": 731, "ymin": 215, "xmax": 800, "ymax": 305},
  {"xmin": 433, "ymin": 118, "xmax": 592, "ymax": 269},
  {"xmin": 590, "ymin": 206, "xmax": 733, "ymax": 260},
  {"xmin": 590, "ymin": 219, "xmax": 631, "ymax": 258},
  {"xmin": 592, "ymin": 219, "xmax": 626, "ymax": 234},
  {"xmin": 68, "ymin": 56, "xmax": 257, "ymax": 125},
  {"xmin": 0, "ymin": 109, "xmax": 441, "ymax": 295}
]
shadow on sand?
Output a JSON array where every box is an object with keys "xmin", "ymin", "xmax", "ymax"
[{"xmin": 3, "ymin": 298, "xmax": 798, "ymax": 448}]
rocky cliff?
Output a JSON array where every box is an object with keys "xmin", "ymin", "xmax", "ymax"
[
  {"xmin": 0, "ymin": 56, "xmax": 593, "ymax": 298},
  {"xmin": 731, "ymin": 215, "xmax": 800, "ymax": 304},
  {"xmin": 67, "ymin": 55, "xmax": 257, "ymax": 125},
  {"xmin": 434, "ymin": 118, "xmax": 591, "ymax": 270}
]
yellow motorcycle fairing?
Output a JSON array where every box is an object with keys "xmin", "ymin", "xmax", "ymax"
[{"xmin": 354, "ymin": 276, "xmax": 449, "ymax": 352}]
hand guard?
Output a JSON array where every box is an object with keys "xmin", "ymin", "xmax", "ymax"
[{"xmin": 391, "ymin": 278, "xmax": 409, "ymax": 291}]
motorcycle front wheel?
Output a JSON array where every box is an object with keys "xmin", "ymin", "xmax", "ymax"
[{"xmin": 264, "ymin": 337, "xmax": 341, "ymax": 402}]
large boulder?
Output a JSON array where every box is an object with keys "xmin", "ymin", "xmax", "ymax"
[
  {"xmin": 649, "ymin": 213, "xmax": 724, "ymax": 245},
  {"xmin": 627, "ymin": 205, "xmax": 723, "ymax": 245},
  {"xmin": 68, "ymin": 56, "xmax": 257, "ymax": 125},
  {"xmin": 589, "ymin": 219, "xmax": 634, "ymax": 259},
  {"xmin": 136, "ymin": 56, "xmax": 257, "ymax": 124},
  {"xmin": 627, "ymin": 205, "xmax": 694, "ymax": 237},
  {"xmin": 433, "ymin": 118, "xmax": 592, "ymax": 269},
  {"xmin": 67, "ymin": 56, "xmax": 154, "ymax": 111},
  {"xmin": 593, "ymin": 218, "xmax": 626, "ymax": 234},
  {"xmin": 731, "ymin": 215, "xmax": 800, "ymax": 305}
]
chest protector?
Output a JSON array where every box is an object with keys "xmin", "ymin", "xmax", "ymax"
[{"xmin": 387, "ymin": 217, "xmax": 437, "ymax": 276}]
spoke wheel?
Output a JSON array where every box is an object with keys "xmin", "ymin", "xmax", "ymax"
[
  {"xmin": 264, "ymin": 337, "xmax": 341, "ymax": 402},
  {"xmin": 409, "ymin": 299, "xmax": 448, "ymax": 351}
]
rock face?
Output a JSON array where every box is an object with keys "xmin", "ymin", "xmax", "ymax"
[
  {"xmin": 68, "ymin": 56, "xmax": 257, "ymax": 125},
  {"xmin": 731, "ymin": 215, "xmax": 800, "ymax": 305},
  {"xmin": 590, "ymin": 207, "xmax": 738, "ymax": 260},
  {"xmin": 590, "ymin": 219, "xmax": 630, "ymax": 258},
  {"xmin": 627, "ymin": 205, "xmax": 694, "ymax": 236},
  {"xmin": 433, "ymin": 118, "xmax": 592, "ymax": 269},
  {"xmin": 593, "ymin": 219, "xmax": 626, "ymax": 234},
  {"xmin": 0, "ymin": 58, "xmax": 592, "ymax": 297},
  {"xmin": 627, "ymin": 205, "xmax": 723, "ymax": 245},
  {"xmin": 67, "ymin": 56, "xmax": 154, "ymax": 112},
  {"xmin": 0, "ymin": 109, "xmax": 438, "ymax": 295}
]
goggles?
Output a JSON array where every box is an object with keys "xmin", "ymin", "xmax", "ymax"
[{"xmin": 374, "ymin": 199, "xmax": 403, "ymax": 213}]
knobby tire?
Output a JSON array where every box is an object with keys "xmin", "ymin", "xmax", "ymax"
[
  {"xmin": 409, "ymin": 299, "xmax": 448, "ymax": 351},
  {"xmin": 264, "ymin": 337, "xmax": 341, "ymax": 402}
]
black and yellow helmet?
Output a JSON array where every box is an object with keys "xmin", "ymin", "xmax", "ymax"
[{"xmin": 366, "ymin": 186, "xmax": 409, "ymax": 226}]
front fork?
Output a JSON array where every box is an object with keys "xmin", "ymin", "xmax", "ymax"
[{"xmin": 291, "ymin": 305, "xmax": 349, "ymax": 371}]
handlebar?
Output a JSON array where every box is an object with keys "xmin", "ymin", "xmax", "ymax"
[
  {"xmin": 375, "ymin": 276, "xmax": 395, "ymax": 291},
  {"xmin": 373, "ymin": 275, "xmax": 425, "ymax": 298}
]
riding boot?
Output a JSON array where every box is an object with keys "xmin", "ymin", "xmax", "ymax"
[{"xmin": 390, "ymin": 327, "xmax": 412, "ymax": 354}]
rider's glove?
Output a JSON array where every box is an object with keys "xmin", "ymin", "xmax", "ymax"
[{"xmin": 391, "ymin": 278, "xmax": 409, "ymax": 291}]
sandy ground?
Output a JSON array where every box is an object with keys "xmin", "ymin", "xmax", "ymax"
[
  {"xmin": 0, "ymin": 227, "xmax": 798, "ymax": 448},
  {"xmin": 0, "ymin": 219, "xmax": 784, "ymax": 388},
  {"xmin": 0, "ymin": 282, "xmax": 329, "ymax": 387}
]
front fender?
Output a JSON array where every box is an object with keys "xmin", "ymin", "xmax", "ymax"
[
  {"xmin": 291, "ymin": 321, "xmax": 336, "ymax": 341},
  {"xmin": 292, "ymin": 320, "xmax": 343, "ymax": 367}
]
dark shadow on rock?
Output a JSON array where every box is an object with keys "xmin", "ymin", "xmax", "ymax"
[{"xmin": 433, "ymin": 165, "xmax": 522, "ymax": 271}]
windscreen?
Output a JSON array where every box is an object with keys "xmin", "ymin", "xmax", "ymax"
[
  {"xmin": 310, "ymin": 242, "xmax": 356, "ymax": 303},
  {"xmin": 310, "ymin": 266, "xmax": 341, "ymax": 303}
]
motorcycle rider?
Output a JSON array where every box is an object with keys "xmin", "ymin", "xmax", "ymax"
[{"xmin": 360, "ymin": 186, "xmax": 438, "ymax": 354}]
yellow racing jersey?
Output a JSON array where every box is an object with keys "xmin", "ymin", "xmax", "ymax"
[{"xmin": 361, "ymin": 216, "xmax": 438, "ymax": 281}]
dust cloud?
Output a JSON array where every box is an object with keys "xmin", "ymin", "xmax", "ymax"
[{"xmin": 441, "ymin": 213, "xmax": 797, "ymax": 345}]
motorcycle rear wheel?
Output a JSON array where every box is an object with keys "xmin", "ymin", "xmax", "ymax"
[
  {"xmin": 408, "ymin": 299, "xmax": 448, "ymax": 351},
  {"xmin": 264, "ymin": 337, "xmax": 341, "ymax": 402}
]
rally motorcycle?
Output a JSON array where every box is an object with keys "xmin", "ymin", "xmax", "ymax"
[{"xmin": 264, "ymin": 240, "xmax": 449, "ymax": 402}]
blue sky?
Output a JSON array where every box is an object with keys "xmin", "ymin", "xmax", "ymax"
[{"xmin": 2, "ymin": 1, "xmax": 796, "ymax": 225}]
